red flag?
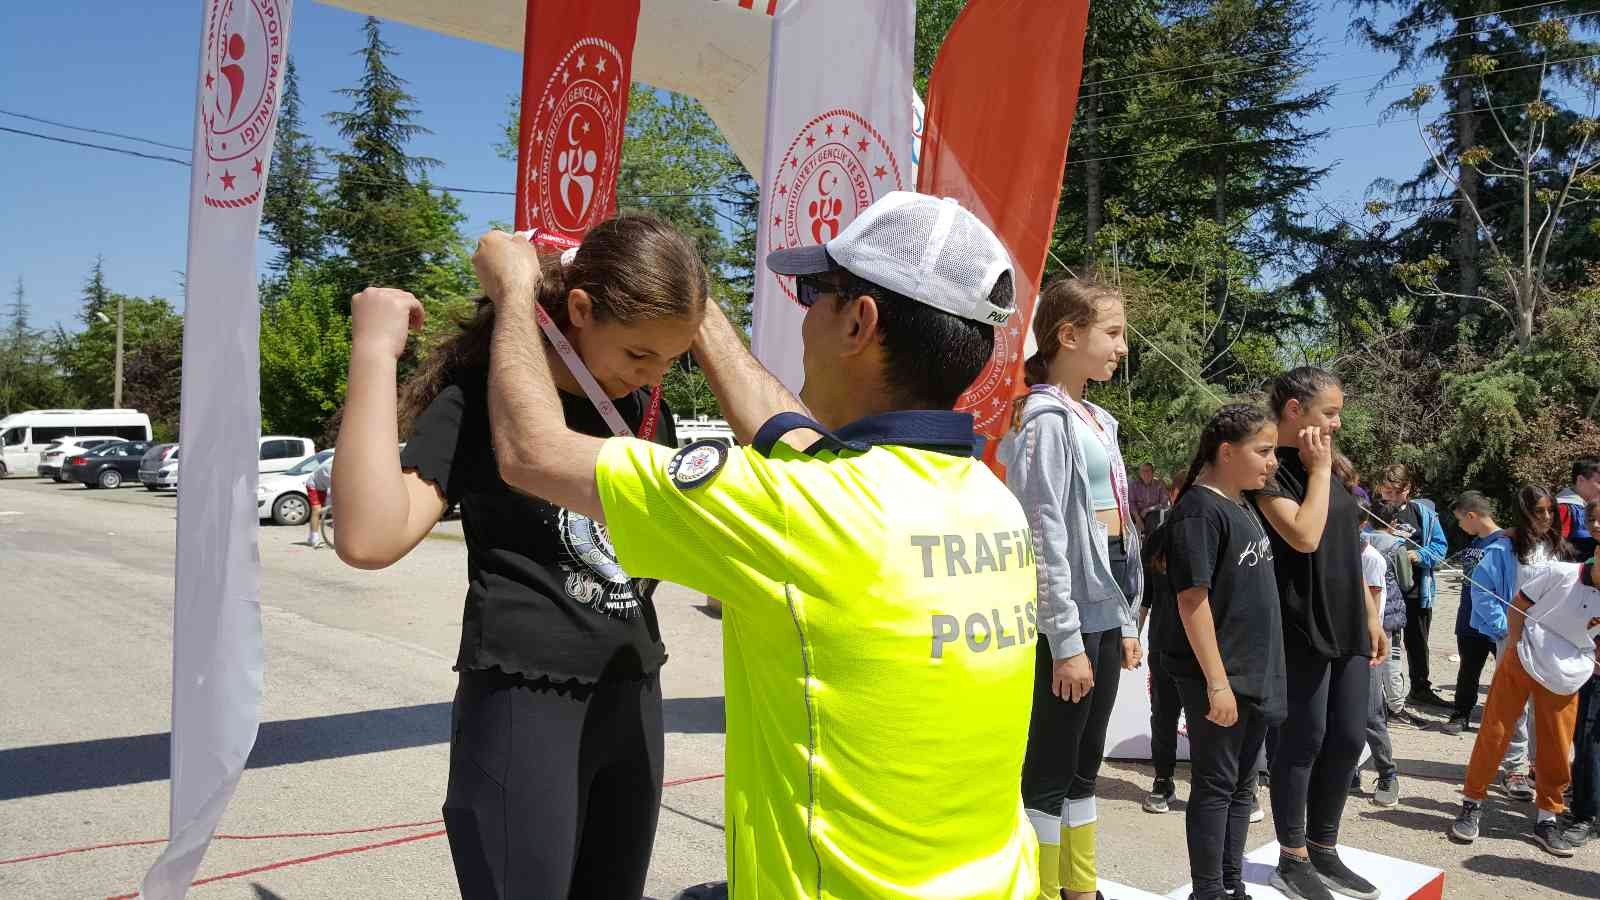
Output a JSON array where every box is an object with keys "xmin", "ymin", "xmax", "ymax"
[
  {"xmin": 917, "ymin": 0, "xmax": 1089, "ymax": 446},
  {"xmin": 515, "ymin": 0, "xmax": 642, "ymax": 239}
]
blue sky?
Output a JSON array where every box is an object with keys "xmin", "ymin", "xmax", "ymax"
[{"xmin": 1, "ymin": 1, "xmax": 1439, "ymax": 331}]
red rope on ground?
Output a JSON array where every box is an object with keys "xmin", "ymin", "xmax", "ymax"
[
  {"xmin": 104, "ymin": 829, "xmax": 448, "ymax": 900},
  {"xmin": 3, "ymin": 771, "xmax": 725, "ymax": 897}
]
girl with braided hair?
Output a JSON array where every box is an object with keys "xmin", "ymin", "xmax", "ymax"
[{"xmin": 1157, "ymin": 403, "xmax": 1285, "ymax": 900}]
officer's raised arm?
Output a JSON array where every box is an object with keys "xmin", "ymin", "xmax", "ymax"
[
  {"xmin": 474, "ymin": 230, "xmax": 608, "ymax": 522},
  {"xmin": 690, "ymin": 298, "xmax": 819, "ymax": 452}
]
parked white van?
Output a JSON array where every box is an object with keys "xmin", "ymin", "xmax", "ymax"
[{"xmin": 0, "ymin": 409, "xmax": 153, "ymax": 476}]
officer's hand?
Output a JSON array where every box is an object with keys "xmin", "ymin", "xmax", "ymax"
[
  {"xmin": 1370, "ymin": 623, "xmax": 1389, "ymax": 669},
  {"xmin": 473, "ymin": 230, "xmax": 544, "ymax": 306},
  {"xmin": 1121, "ymin": 637, "xmax": 1143, "ymax": 670},
  {"xmin": 1053, "ymin": 653, "xmax": 1094, "ymax": 704}
]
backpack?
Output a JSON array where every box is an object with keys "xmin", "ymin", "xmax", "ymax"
[{"xmin": 1365, "ymin": 532, "xmax": 1409, "ymax": 632}]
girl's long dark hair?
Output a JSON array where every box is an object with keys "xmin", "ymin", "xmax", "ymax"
[
  {"xmin": 1509, "ymin": 483, "xmax": 1573, "ymax": 564},
  {"xmin": 396, "ymin": 214, "xmax": 708, "ymax": 435},
  {"xmin": 1176, "ymin": 403, "xmax": 1274, "ymax": 503},
  {"xmin": 1268, "ymin": 366, "xmax": 1341, "ymax": 420}
]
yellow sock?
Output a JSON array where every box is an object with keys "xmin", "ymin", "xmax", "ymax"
[
  {"xmin": 1036, "ymin": 839, "xmax": 1061, "ymax": 900},
  {"xmin": 1062, "ymin": 801, "xmax": 1097, "ymax": 894}
]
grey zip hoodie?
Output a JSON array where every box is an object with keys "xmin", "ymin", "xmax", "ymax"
[{"xmin": 998, "ymin": 391, "xmax": 1142, "ymax": 660}]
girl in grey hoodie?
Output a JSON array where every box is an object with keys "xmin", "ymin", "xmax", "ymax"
[{"xmin": 999, "ymin": 277, "xmax": 1143, "ymax": 900}]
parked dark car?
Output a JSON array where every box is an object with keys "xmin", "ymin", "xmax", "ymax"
[{"xmin": 62, "ymin": 440, "xmax": 155, "ymax": 489}]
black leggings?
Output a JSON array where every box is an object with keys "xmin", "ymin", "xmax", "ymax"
[
  {"xmin": 443, "ymin": 669, "xmax": 664, "ymax": 900},
  {"xmin": 1179, "ymin": 677, "xmax": 1269, "ymax": 900},
  {"xmin": 1022, "ymin": 536, "xmax": 1134, "ymax": 819},
  {"xmin": 1022, "ymin": 627, "xmax": 1125, "ymax": 817},
  {"xmin": 1269, "ymin": 652, "xmax": 1368, "ymax": 849},
  {"xmin": 1149, "ymin": 650, "xmax": 1183, "ymax": 781}
]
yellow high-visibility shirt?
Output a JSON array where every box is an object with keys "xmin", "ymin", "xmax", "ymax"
[{"xmin": 596, "ymin": 411, "xmax": 1039, "ymax": 899}]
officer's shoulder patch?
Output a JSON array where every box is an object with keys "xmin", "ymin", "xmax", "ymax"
[{"xmin": 666, "ymin": 440, "xmax": 727, "ymax": 490}]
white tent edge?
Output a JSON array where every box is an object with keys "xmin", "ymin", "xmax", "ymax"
[{"xmin": 318, "ymin": 0, "xmax": 777, "ymax": 174}]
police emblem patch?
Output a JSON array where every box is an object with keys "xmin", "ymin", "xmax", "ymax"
[{"xmin": 667, "ymin": 440, "xmax": 726, "ymax": 489}]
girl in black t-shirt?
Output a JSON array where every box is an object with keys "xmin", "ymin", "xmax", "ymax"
[
  {"xmin": 334, "ymin": 216, "xmax": 707, "ymax": 899},
  {"xmin": 1253, "ymin": 367, "xmax": 1383, "ymax": 900},
  {"xmin": 1162, "ymin": 404, "xmax": 1285, "ymax": 900}
]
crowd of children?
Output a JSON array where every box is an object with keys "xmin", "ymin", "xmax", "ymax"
[{"xmin": 1117, "ymin": 385, "xmax": 1600, "ymax": 899}]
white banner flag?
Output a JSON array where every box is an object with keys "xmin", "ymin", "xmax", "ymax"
[
  {"xmin": 141, "ymin": 0, "xmax": 292, "ymax": 895},
  {"xmin": 750, "ymin": 0, "xmax": 915, "ymax": 392}
]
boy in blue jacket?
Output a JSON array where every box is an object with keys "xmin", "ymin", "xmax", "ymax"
[
  {"xmin": 1376, "ymin": 465, "xmax": 1450, "ymax": 710},
  {"xmin": 1448, "ymin": 492, "xmax": 1537, "ymax": 801}
]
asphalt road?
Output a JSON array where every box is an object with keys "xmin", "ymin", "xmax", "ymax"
[{"xmin": 1, "ymin": 476, "xmax": 1596, "ymax": 899}]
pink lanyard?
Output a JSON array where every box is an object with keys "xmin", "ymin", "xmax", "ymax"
[
  {"xmin": 1031, "ymin": 384, "xmax": 1129, "ymax": 525},
  {"xmin": 524, "ymin": 230, "xmax": 661, "ymax": 441}
]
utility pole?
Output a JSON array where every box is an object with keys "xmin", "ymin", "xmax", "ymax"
[
  {"xmin": 95, "ymin": 297, "xmax": 125, "ymax": 408},
  {"xmin": 114, "ymin": 295, "xmax": 123, "ymax": 408}
]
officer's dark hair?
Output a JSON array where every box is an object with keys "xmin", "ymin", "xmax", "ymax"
[
  {"xmin": 1573, "ymin": 458, "xmax": 1600, "ymax": 482},
  {"xmin": 826, "ymin": 267, "xmax": 1015, "ymax": 410},
  {"xmin": 1268, "ymin": 367, "xmax": 1342, "ymax": 420}
]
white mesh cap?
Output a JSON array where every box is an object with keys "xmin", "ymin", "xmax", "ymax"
[{"xmin": 766, "ymin": 191, "xmax": 1016, "ymax": 325}]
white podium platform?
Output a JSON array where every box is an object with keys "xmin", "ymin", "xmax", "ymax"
[
  {"xmin": 1101, "ymin": 880, "xmax": 1177, "ymax": 900},
  {"xmin": 1164, "ymin": 842, "xmax": 1444, "ymax": 900}
]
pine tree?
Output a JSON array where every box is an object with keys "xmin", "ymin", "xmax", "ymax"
[
  {"xmin": 9, "ymin": 276, "xmax": 27, "ymax": 351},
  {"xmin": 79, "ymin": 256, "xmax": 112, "ymax": 328},
  {"xmin": 324, "ymin": 17, "xmax": 460, "ymax": 295},
  {"xmin": 1128, "ymin": 0, "xmax": 1333, "ymax": 366},
  {"xmin": 262, "ymin": 57, "xmax": 326, "ymax": 272}
]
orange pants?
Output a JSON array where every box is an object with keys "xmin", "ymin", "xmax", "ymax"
[{"xmin": 1463, "ymin": 646, "xmax": 1580, "ymax": 814}]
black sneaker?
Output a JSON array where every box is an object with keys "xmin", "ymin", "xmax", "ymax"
[
  {"xmin": 1250, "ymin": 791, "xmax": 1265, "ymax": 823},
  {"xmin": 1534, "ymin": 818, "xmax": 1577, "ymax": 857},
  {"xmin": 1450, "ymin": 799, "xmax": 1483, "ymax": 843},
  {"xmin": 673, "ymin": 882, "xmax": 729, "ymax": 900},
  {"xmin": 1410, "ymin": 688, "xmax": 1453, "ymax": 710},
  {"xmin": 1143, "ymin": 776, "xmax": 1176, "ymax": 814},
  {"xmin": 1270, "ymin": 853, "xmax": 1335, "ymax": 900},
  {"xmin": 1389, "ymin": 707, "xmax": 1428, "ymax": 728},
  {"xmin": 1308, "ymin": 844, "xmax": 1379, "ymax": 899},
  {"xmin": 1349, "ymin": 771, "xmax": 1363, "ymax": 795},
  {"xmin": 1440, "ymin": 714, "xmax": 1469, "ymax": 736},
  {"xmin": 1559, "ymin": 815, "xmax": 1596, "ymax": 847},
  {"xmin": 1373, "ymin": 774, "xmax": 1400, "ymax": 808}
]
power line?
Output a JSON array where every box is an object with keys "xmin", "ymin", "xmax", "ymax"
[
  {"xmin": 0, "ymin": 125, "xmax": 191, "ymax": 166},
  {"xmin": 0, "ymin": 120, "xmax": 742, "ymax": 203},
  {"xmin": 0, "ymin": 108, "xmax": 193, "ymax": 153}
]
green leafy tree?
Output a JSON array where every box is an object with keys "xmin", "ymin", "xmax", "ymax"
[
  {"xmin": 122, "ymin": 328, "xmax": 183, "ymax": 440},
  {"xmin": 55, "ymin": 260, "xmax": 183, "ymax": 409},
  {"xmin": 259, "ymin": 265, "xmax": 353, "ymax": 438}
]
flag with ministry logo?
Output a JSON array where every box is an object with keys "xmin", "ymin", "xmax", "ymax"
[
  {"xmin": 141, "ymin": 0, "xmax": 293, "ymax": 897},
  {"xmin": 751, "ymin": 0, "xmax": 916, "ymax": 392},
  {"xmin": 515, "ymin": 0, "xmax": 642, "ymax": 240},
  {"xmin": 919, "ymin": 0, "xmax": 1089, "ymax": 442}
]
